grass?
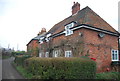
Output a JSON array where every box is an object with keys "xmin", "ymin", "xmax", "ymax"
[
  {"xmin": 96, "ymin": 71, "xmax": 120, "ymax": 80},
  {"xmin": 12, "ymin": 62, "xmax": 33, "ymax": 79}
]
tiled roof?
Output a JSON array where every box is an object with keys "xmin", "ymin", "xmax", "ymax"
[
  {"xmin": 48, "ymin": 6, "xmax": 118, "ymax": 35},
  {"xmin": 33, "ymin": 32, "xmax": 46, "ymax": 40},
  {"xmin": 27, "ymin": 32, "xmax": 46, "ymax": 46}
]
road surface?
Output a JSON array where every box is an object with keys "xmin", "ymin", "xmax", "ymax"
[{"xmin": 2, "ymin": 57, "xmax": 24, "ymax": 79}]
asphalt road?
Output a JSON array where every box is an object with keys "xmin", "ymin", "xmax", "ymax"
[
  {"xmin": 2, "ymin": 57, "xmax": 24, "ymax": 79},
  {"xmin": 0, "ymin": 59, "xmax": 2, "ymax": 81}
]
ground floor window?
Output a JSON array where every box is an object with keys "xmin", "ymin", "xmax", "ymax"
[
  {"xmin": 39, "ymin": 53, "xmax": 42, "ymax": 57},
  {"xmin": 45, "ymin": 52, "xmax": 49, "ymax": 57},
  {"xmin": 53, "ymin": 50, "xmax": 59, "ymax": 57},
  {"xmin": 65, "ymin": 51, "xmax": 72, "ymax": 57},
  {"xmin": 111, "ymin": 50, "xmax": 119, "ymax": 61}
]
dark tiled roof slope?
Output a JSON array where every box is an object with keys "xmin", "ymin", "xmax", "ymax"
[
  {"xmin": 27, "ymin": 32, "xmax": 46, "ymax": 46},
  {"xmin": 48, "ymin": 6, "xmax": 118, "ymax": 35}
]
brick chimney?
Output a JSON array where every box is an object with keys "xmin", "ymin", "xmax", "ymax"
[
  {"xmin": 38, "ymin": 28, "xmax": 46, "ymax": 35},
  {"xmin": 72, "ymin": 2, "xmax": 80, "ymax": 15}
]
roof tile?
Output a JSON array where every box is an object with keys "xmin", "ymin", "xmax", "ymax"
[{"xmin": 48, "ymin": 6, "xmax": 118, "ymax": 35}]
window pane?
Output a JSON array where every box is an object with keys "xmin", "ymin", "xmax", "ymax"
[
  {"xmin": 112, "ymin": 54, "xmax": 114, "ymax": 60},
  {"xmin": 112, "ymin": 51, "xmax": 114, "ymax": 54},
  {"xmin": 115, "ymin": 54, "xmax": 117, "ymax": 60},
  {"xmin": 66, "ymin": 26, "xmax": 69, "ymax": 29},
  {"xmin": 65, "ymin": 51, "xmax": 71, "ymax": 57},
  {"xmin": 67, "ymin": 30, "xmax": 69, "ymax": 34},
  {"xmin": 112, "ymin": 50, "xmax": 118, "ymax": 61}
]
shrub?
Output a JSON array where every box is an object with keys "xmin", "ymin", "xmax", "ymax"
[
  {"xmin": 25, "ymin": 57, "xmax": 96, "ymax": 79},
  {"xmin": 14, "ymin": 55, "xmax": 31, "ymax": 66}
]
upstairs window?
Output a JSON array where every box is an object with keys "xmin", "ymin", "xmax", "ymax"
[
  {"xmin": 39, "ymin": 37, "xmax": 44, "ymax": 44},
  {"xmin": 46, "ymin": 33, "xmax": 51, "ymax": 37},
  {"xmin": 65, "ymin": 22, "xmax": 74, "ymax": 36},
  {"xmin": 66, "ymin": 22, "xmax": 74, "ymax": 28},
  {"xmin": 45, "ymin": 37, "xmax": 49, "ymax": 42},
  {"xmin": 111, "ymin": 50, "xmax": 119, "ymax": 61},
  {"xmin": 65, "ymin": 51, "xmax": 72, "ymax": 57},
  {"xmin": 45, "ymin": 33, "xmax": 51, "ymax": 42}
]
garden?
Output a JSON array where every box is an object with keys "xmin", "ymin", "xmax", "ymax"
[{"xmin": 13, "ymin": 55, "xmax": 120, "ymax": 80}]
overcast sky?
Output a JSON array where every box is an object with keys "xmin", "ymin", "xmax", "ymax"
[{"xmin": 0, "ymin": 0, "xmax": 119, "ymax": 51}]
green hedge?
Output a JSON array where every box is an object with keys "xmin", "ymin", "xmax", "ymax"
[
  {"xmin": 24, "ymin": 57, "xmax": 96, "ymax": 79},
  {"xmin": 14, "ymin": 55, "xmax": 31, "ymax": 66}
]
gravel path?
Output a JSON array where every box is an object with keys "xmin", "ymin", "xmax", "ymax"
[{"xmin": 2, "ymin": 57, "xmax": 24, "ymax": 79}]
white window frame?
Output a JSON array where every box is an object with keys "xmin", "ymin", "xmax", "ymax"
[
  {"xmin": 65, "ymin": 22, "xmax": 74, "ymax": 36},
  {"xmin": 45, "ymin": 37, "xmax": 49, "ymax": 42},
  {"xmin": 53, "ymin": 50, "xmax": 59, "ymax": 57},
  {"xmin": 111, "ymin": 49, "xmax": 119, "ymax": 61},
  {"xmin": 39, "ymin": 53, "xmax": 42, "ymax": 57},
  {"xmin": 39, "ymin": 40, "xmax": 43, "ymax": 44},
  {"xmin": 45, "ymin": 33, "xmax": 51, "ymax": 42},
  {"xmin": 66, "ymin": 22, "xmax": 74, "ymax": 28},
  {"xmin": 45, "ymin": 52, "xmax": 49, "ymax": 57},
  {"xmin": 65, "ymin": 29, "xmax": 73, "ymax": 36},
  {"xmin": 65, "ymin": 51, "xmax": 72, "ymax": 57},
  {"xmin": 39, "ymin": 37, "xmax": 44, "ymax": 44},
  {"xmin": 46, "ymin": 33, "xmax": 51, "ymax": 37}
]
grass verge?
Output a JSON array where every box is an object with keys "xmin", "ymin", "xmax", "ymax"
[
  {"xmin": 96, "ymin": 71, "xmax": 120, "ymax": 80},
  {"xmin": 12, "ymin": 62, "xmax": 33, "ymax": 79}
]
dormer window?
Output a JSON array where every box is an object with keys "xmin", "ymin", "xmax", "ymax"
[
  {"xmin": 65, "ymin": 22, "xmax": 74, "ymax": 36},
  {"xmin": 45, "ymin": 33, "xmax": 51, "ymax": 42},
  {"xmin": 66, "ymin": 22, "xmax": 74, "ymax": 28},
  {"xmin": 39, "ymin": 37, "xmax": 44, "ymax": 44},
  {"xmin": 46, "ymin": 33, "xmax": 51, "ymax": 38}
]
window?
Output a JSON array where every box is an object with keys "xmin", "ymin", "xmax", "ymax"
[
  {"xmin": 66, "ymin": 22, "xmax": 74, "ymax": 28},
  {"xmin": 39, "ymin": 37, "xmax": 44, "ymax": 44},
  {"xmin": 65, "ymin": 51, "xmax": 72, "ymax": 57},
  {"xmin": 39, "ymin": 53, "xmax": 42, "ymax": 57},
  {"xmin": 45, "ymin": 37, "xmax": 49, "ymax": 42},
  {"xmin": 45, "ymin": 52, "xmax": 49, "ymax": 57},
  {"xmin": 45, "ymin": 33, "xmax": 51, "ymax": 42},
  {"xmin": 65, "ymin": 29, "xmax": 73, "ymax": 36},
  {"xmin": 111, "ymin": 50, "xmax": 119, "ymax": 61},
  {"xmin": 46, "ymin": 33, "xmax": 51, "ymax": 37},
  {"xmin": 53, "ymin": 50, "xmax": 59, "ymax": 57},
  {"xmin": 39, "ymin": 40, "xmax": 43, "ymax": 44},
  {"xmin": 65, "ymin": 22, "xmax": 74, "ymax": 36}
]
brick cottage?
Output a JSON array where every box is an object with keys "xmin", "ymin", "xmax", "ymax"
[
  {"xmin": 27, "ymin": 2, "xmax": 119, "ymax": 72},
  {"xmin": 27, "ymin": 28, "xmax": 46, "ymax": 56}
]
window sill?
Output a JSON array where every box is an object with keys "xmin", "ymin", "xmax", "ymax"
[{"xmin": 111, "ymin": 61, "xmax": 120, "ymax": 66}]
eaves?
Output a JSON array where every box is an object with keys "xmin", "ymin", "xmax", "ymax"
[{"xmin": 51, "ymin": 24, "xmax": 119, "ymax": 38}]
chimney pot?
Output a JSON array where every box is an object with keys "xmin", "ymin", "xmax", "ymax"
[
  {"xmin": 38, "ymin": 28, "xmax": 46, "ymax": 36},
  {"xmin": 72, "ymin": 2, "xmax": 80, "ymax": 15},
  {"xmin": 73, "ymin": 2, "xmax": 75, "ymax": 5}
]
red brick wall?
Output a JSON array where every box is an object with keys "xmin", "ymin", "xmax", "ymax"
[
  {"xmin": 52, "ymin": 28, "xmax": 84, "ymax": 56},
  {"xmin": 39, "ymin": 28, "xmax": 118, "ymax": 72},
  {"xmin": 27, "ymin": 40, "xmax": 39, "ymax": 56},
  {"xmin": 83, "ymin": 28, "xmax": 118, "ymax": 72}
]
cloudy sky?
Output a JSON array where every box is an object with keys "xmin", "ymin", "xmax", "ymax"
[{"xmin": 0, "ymin": 0, "xmax": 119, "ymax": 51}]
